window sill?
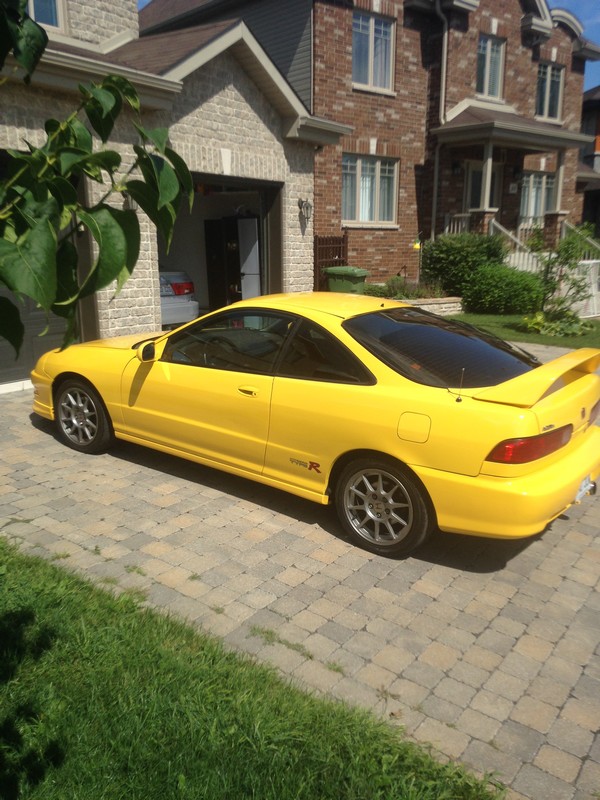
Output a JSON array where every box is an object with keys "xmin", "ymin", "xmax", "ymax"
[
  {"xmin": 534, "ymin": 115, "xmax": 563, "ymax": 126},
  {"xmin": 342, "ymin": 222, "xmax": 399, "ymax": 230},
  {"xmin": 352, "ymin": 83, "xmax": 396, "ymax": 99}
]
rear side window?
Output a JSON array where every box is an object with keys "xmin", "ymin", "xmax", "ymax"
[
  {"xmin": 344, "ymin": 308, "xmax": 538, "ymax": 388},
  {"xmin": 277, "ymin": 319, "xmax": 374, "ymax": 384}
]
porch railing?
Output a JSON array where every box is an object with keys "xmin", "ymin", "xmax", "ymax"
[
  {"xmin": 489, "ymin": 218, "xmax": 542, "ymax": 273},
  {"xmin": 561, "ymin": 221, "xmax": 600, "ymax": 318},
  {"xmin": 517, "ymin": 217, "xmax": 544, "ymax": 245},
  {"xmin": 444, "ymin": 213, "xmax": 471, "ymax": 235}
]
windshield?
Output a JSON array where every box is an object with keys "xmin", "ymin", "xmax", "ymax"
[{"xmin": 343, "ymin": 308, "xmax": 538, "ymax": 388}]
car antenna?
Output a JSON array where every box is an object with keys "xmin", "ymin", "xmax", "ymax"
[{"xmin": 456, "ymin": 368, "xmax": 465, "ymax": 403}]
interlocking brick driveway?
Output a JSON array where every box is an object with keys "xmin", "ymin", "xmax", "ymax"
[{"xmin": 1, "ymin": 375, "xmax": 599, "ymax": 800}]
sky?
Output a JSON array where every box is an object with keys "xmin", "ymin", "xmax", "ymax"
[{"xmin": 136, "ymin": 0, "xmax": 600, "ymax": 91}]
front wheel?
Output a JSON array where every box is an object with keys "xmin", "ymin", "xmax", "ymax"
[
  {"xmin": 335, "ymin": 458, "xmax": 433, "ymax": 557},
  {"xmin": 54, "ymin": 380, "xmax": 113, "ymax": 454}
]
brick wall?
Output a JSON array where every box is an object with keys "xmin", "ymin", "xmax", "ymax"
[{"xmin": 313, "ymin": 1, "xmax": 428, "ymax": 282}]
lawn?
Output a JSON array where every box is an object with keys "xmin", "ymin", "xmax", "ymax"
[
  {"xmin": 0, "ymin": 538, "xmax": 503, "ymax": 800},
  {"xmin": 451, "ymin": 313, "xmax": 600, "ymax": 349}
]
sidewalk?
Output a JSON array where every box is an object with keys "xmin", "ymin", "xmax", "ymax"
[{"xmin": 1, "ymin": 384, "xmax": 599, "ymax": 800}]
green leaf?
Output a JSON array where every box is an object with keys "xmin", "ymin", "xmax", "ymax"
[
  {"xmin": 0, "ymin": 295, "xmax": 25, "ymax": 356},
  {"xmin": 81, "ymin": 84, "xmax": 122, "ymax": 143},
  {"xmin": 0, "ymin": 216, "xmax": 57, "ymax": 309},
  {"xmin": 58, "ymin": 148, "xmax": 121, "ymax": 179},
  {"xmin": 52, "ymin": 238, "xmax": 79, "ymax": 308},
  {"xmin": 165, "ymin": 146, "xmax": 194, "ymax": 211},
  {"xmin": 4, "ymin": 9, "xmax": 48, "ymax": 81},
  {"xmin": 103, "ymin": 75, "xmax": 140, "ymax": 112},
  {"xmin": 134, "ymin": 123, "xmax": 169, "ymax": 155},
  {"xmin": 77, "ymin": 205, "xmax": 140, "ymax": 298},
  {"xmin": 70, "ymin": 118, "xmax": 93, "ymax": 152},
  {"xmin": 124, "ymin": 179, "xmax": 177, "ymax": 250}
]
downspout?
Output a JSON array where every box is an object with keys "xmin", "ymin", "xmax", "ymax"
[{"xmin": 430, "ymin": 0, "xmax": 449, "ymax": 240}]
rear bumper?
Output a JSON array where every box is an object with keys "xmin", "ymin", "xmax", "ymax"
[{"xmin": 415, "ymin": 425, "xmax": 600, "ymax": 539}]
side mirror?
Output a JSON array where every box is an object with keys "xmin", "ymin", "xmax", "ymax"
[{"xmin": 136, "ymin": 341, "xmax": 156, "ymax": 363}]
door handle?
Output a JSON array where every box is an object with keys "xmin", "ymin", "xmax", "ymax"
[{"xmin": 238, "ymin": 386, "xmax": 258, "ymax": 397}]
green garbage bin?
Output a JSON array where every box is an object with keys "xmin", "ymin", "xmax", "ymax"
[{"xmin": 323, "ymin": 266, "xmax": 369, "ymax": 294}]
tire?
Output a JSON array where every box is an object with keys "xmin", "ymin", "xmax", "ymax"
[
  {"xmin": 54, "ymin": 379, "xmax": 113, "ymax": 454},
  {"xmin": 335, "ymin": 457, "xmax": 433, "ymax": 557}
]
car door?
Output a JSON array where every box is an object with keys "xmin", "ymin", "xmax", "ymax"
[
  {"xmin": 264, "ymin": 318, "xmax": 377, "ymax": 495},
  {"xmin": 120, "ymin": 310, "xmax": 290, "ymax": 474}
]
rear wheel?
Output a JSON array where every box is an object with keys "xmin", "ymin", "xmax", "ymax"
[
  {"xmin": 335, "ymin": 458, "xmax": 433, "ymax": 557},
  {"xmin": 54, "ymin": 379, "xmax": 113, "ymax": 454}
]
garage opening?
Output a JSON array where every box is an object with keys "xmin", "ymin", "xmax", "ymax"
[{"xmin": 158, "ymin": 175, "xmax": 283, "ymax": 329}]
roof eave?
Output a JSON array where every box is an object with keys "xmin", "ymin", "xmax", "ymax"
[
  {"xmin": 432, "ymin": 121, "xmax": 593, "ymax": 150},
  {"xmin": 285, "ymin": 116, "xmax": 353, "ymax": 146},
  {"xmin": 6, "ymin": 48, "xmax": 182, "ymax": 110}
]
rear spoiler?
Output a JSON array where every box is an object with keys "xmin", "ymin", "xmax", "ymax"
[{"xmin": 472, "ymin": 348, "xmax": 600, "ymax": 408}]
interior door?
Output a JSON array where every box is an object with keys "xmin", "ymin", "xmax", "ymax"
[{"xmin": 238, "ymin": 217, "xmax": 261, "ymax": 299}]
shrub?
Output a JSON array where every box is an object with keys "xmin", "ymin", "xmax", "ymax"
[
  {"xmin": 421, "ymin": 233, "xmax": 506, "ymax": 295},
  {"xmin": 521, "ymin": 311, "xmax": 593, "ymax": 337},
  {"xmin": 462, "ymin": 264, "xmax": 544, "ymax": 314}
]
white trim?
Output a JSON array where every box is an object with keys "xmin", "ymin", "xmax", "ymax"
[
  {"xmin": 0, "ymin": 379, "xmax": 33, "ymax": 396},
  {"xmin": 28, "ymin": 0, "xmax": 67, "ymax": 34}
]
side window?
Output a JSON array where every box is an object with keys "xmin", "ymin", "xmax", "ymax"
[
  {"xmin": 161, "ymin": 311, "xmax": 290, "ymax": 373},
  {"xmin": 277, "ymin": 320, "xmax": 374, "ymax": 384}
]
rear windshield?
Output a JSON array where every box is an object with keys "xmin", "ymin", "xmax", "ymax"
[{"xmin": 343, "ymin": 308, "xmax": 538, "ymax": 388}]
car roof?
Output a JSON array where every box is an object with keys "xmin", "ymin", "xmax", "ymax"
[{"xmin": 230, "ymin": 292, "xmax": 408, "ymax": 320}]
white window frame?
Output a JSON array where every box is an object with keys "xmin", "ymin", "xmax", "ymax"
[
  {"xmin": 535, "ymin": 63, "xmax": 564, "ymax": 121},
  {"xmin": 342, "ymin": 154, "xmax": 398, "ymax": 226},
  {"xmin": 476, "ymin": 34, "xmax": 505, "ymax": 100},
  {"xmin": 519, "ymin": 171, "xmax": 556, "ymax": 225},
  {"xmin": 27, "ymin": 0, "xmax": 65, "ymax": 31},
  {"xmin": 352, "ymin": 11, "xmax": 395, "ymax": 93}
]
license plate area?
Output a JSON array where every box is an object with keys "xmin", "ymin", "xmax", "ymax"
[{"xmin": 576, "ymin": 475, "xmax": 593, "ymax": 503}]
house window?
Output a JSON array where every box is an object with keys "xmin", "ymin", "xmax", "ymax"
[
  {"xmin": 476, "ymin": 35, "xmax": 504, "ymax": 99},
  {"xmin": 352, "ymin": 12, "xmax": 394, "ymax": 91},
  {"xmin": 28, "ymin": 0, "xmax": 60, "ymax": 27},
  {"xmin": 535, "ymin": 64, "xmax": 563, "ymax": 120},
  {"xmin": 519, "ymin": 172, "xmax": 555, "ymax": 224},
  {"xmin": 342, "ymin": 155, "xmax": 397, "ymax": 224}
]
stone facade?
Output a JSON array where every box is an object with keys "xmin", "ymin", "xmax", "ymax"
[
  {"xmin": 92, "ymin": 52, "xmax": 315, "ymax": 339},
  {"xmin": 53, "ymin": 0, "xmax": 138, "ymax": 43}
]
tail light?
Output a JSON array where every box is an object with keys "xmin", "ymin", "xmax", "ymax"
[
  {"xmin": 485, "ymin": 425, "xmax": 573, "ymax": 464},
  {"xmin": 171, "ymin": 281, "xmax": 194, "ymax": 295}
]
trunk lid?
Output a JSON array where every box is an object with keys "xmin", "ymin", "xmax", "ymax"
[{"xmin": 472, "ymin": 349, "xmax": 600, "ymax": 435}]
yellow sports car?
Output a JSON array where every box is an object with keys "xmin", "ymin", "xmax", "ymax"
[{"xmin": 31, "ymin": 292, "xmax": 600, "ymax": 556}]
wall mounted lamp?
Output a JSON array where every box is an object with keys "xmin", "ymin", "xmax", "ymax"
[{"xmin": 298, "ymin": 198, "xmax": 313, "ymax": 220}]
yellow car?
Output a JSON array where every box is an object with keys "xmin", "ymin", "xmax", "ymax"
[{"xmin": 31, "ymin": 292, "xmax": 600, "ymax": 556}]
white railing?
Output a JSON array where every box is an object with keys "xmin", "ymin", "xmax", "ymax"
[
  {"xmin": 444, "ymin": 213, "xmax": 471, "ymax": 234},
  {"xmin": 517, "ymin": 217, "xmax": 544, "ymax": 245},
  {"xmin": 489, "ymin": 218, "xmax": 543, "ymax": 273},
  {"xmin": 560, "ymin": 222, "xmax": 600, "ymax": 318}
]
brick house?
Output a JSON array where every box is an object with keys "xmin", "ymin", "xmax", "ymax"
[
  {"xmin": 0, "ymin": 0, "xmax": 347, "ymax": 387},
  {"xmin": 141, "ymin": 0, "xmax": 600, "ymax": 283},
  {"xmin": 581, "ymin": 84, "xmax": 600, "ymax": 236}
]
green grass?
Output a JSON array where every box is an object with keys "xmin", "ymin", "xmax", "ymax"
[
  {"xmin": 451, "ymin": 313, "xmax": 600, "ymax": 349},
  {"xmin": 0, "ymin": 539, "xmax": 503, "ymax": 800}
]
